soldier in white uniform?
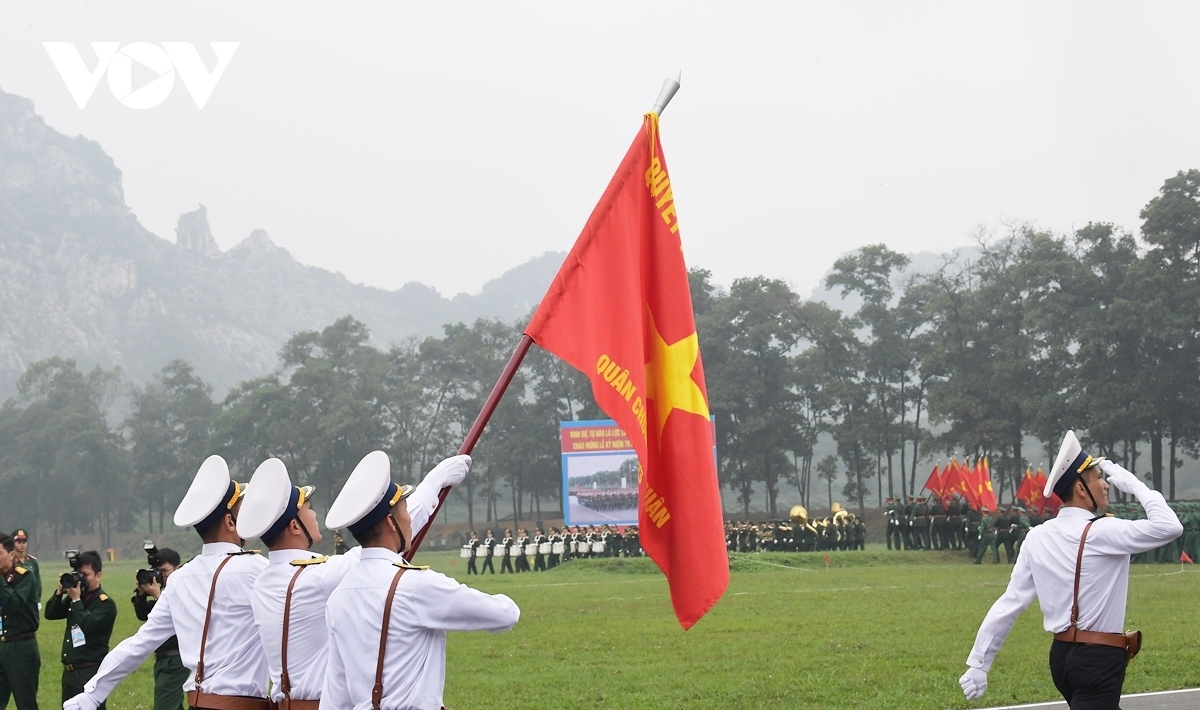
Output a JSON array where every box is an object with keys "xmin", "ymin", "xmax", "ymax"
[
  {"xmin": 64, "ymin": 456, "xmax": 271, "ymax": 710},
  {"xmin": 237, "ymin": 455, "xmax": 467, "ymax": 709},
  {"xmin": 321, "ymin": 450, "xmax": 519, "ymax": 709},
  {"xmin": 959, "ymin": 431, "xmax": 1183, "ymax": 708}
]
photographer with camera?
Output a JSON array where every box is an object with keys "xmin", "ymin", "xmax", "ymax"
[
  {"xmin": 45, "ymin": 550, "xmax": 117, "ymax": 709},
  {"xmin": 131, "ymin": 544, "xmax": 187, "ymax": 710}
]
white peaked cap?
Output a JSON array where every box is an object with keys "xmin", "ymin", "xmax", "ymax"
[
  {"xmin": 237, "ymin": 458, "xmax": 314, "ymax": 540},
  {"xmin": 326, "ymin": 451, "xmax": 413, "ymax": 534},
  {"xmin": 174, "ymin": 455, "xmax": 242, "ymax": 528},
  {"xmin": 1045, "ymin": 430, "xmax": 1105, "ymax": 498}
]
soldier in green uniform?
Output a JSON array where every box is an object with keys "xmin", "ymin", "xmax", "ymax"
[
  {"xmin": 946, "ymin": 496, "xmax": 965, "ymax": 550},
  {"xmin": 883, "ymin": 498, "xmax": 900, "ymax": 550},
  {"xmin": 974, "ymin": 507, "xmax": 1000, "ymax": 564},
  {"xmin": 913, "ymin": 497, "xmax": 930, "ymax": 550},
  {"xmin": 929, "ymin": 497, "xmax": 947, "ymax": 550},
  {"xmin": 994, "ymin": 505, "xmax": 1017, "ymax": 563},
  {"xmin": 9, "ymin": 531, "xmax": 40, "ymax": 606},
  {"xmin": 44, "ymin": 550, "xmax": 117, "ymax": 709},
  {"xmin": 901, "ymin": 498, "xmax": 916, "ymax": 550},
  {"xmin": 0, "ymin": 532, "xmax": 40, "ymax": 709},
  {"xmin": 131, "ymin": 548, "xmax": 188, "ymax": 710},
  {"xmin": 1182, "ymin": 503, "xmax": 1200, "ymax": 564},
  {"xmin": 964, "ymin": 504, "xmax": 982, "ymax": 559},
  {"xmin": 1011, "ymin": 505, "xmax": 1032, "ymax": 561}
]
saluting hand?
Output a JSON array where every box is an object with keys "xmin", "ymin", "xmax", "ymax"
[{"xmin": 1098, "ymin": 460, "xmax": 1143, "ymax": 495}]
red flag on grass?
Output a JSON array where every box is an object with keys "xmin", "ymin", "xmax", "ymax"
[{"xmin": 524, "ymin": 113, "xmax": 727, "ymax": 629}]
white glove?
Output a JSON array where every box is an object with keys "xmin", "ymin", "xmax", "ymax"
[
  {"xmin": 64, "ymin": 693, "xmax": 100, "ymax": 710},
  {"xmin": 959, "ymin": 667, "xmax": 988, "ymax": 700},
  {"xmin": 428, "ymin": 454, "xmax": 471, "ymax": 488},
  {"xmin": 1098, "ymin": 460, "xmax": 1144, "ymax": 495}
]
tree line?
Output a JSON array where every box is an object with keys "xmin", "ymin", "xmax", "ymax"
[{"xmin": 2, "ymin": 170, "xmax": 1198, "ymax": 542}]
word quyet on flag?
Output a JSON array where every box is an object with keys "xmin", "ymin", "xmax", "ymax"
[{"xmin": 525, "ymin": 113, "xmax": 727, "ymax": 629}]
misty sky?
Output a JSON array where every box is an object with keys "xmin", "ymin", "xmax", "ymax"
[{"xmin": 2, "ymin": 2, "xmax": 1198, "ymax": 298}]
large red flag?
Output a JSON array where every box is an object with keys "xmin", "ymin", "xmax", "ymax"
[
  {"xmin": 944, "ymin": 458, "xmax": 976, "ymax": 509},
  {"xmin": 1016, "ymin": 468, "xmax": 1034, "ymax": 506},
  {"xmin": 922, "ymin": 464, "xmax": 944, "ymax": 498},
  {"xmin": 981, "ymin": 456, "xmax": 999, "ymax": 511},
  {"xmin": 524, "ymin": 113, "xmax": 727, "ymax": 629}
]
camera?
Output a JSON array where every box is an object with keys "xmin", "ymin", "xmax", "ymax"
[
  {"xmin": 136, "ymin": 540, "xmax": 165, "ymax": 587},
  {"xmin": 59, "ymin": 549, "xmax": 85, "ymax": 589}
]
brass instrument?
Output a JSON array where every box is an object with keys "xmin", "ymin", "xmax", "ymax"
[
  {"xmin": 831, "ymin": 502, "xmax": 849, "ymax": 522},
  {"xmin": 789, "ymin": 505, "xmax": 809, "ymax": 526}
]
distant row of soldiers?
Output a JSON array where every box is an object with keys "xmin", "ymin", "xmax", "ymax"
[
  {"xmin": 462, "ymin": 524, "xmax": 644, "ymax": 573},
  {"xmin": 574, "ymin": 490, "xmax": 637, "ymax": 512},
  {"xmin": 885, "ymin": 496, "xmax": 1200, "ymax": 566},
  {"xmin": 724, "ymin": 514, "xmax": 867, "ymax": 553}
]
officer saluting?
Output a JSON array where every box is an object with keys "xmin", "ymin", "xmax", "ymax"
[
  {"xmin": 238, "ymin": 454, "xmax": 466, "ymax": 709},
  {"xmin": 322, "ymin": 451, "xmax": 519, "ymax": 709},
  {"xmin": 65, "ymin": 456, "xmax": 271, "ymax": 710},
  {"xmin": 959, "ymin": 431, "xmax": 1183, "ymax": 706}
]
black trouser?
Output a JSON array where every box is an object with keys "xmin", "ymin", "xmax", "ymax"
[
  {"xmin": 481, "ymin": 555, "xmax": 495, "ymax": 574},
  {"xmin": 63, "ymin": 665, "xmax": 107, "ymax": 709},
  {"xmin": 500, "ymin": 555, "xmax": 514, "ymax": 573},
  {"xmin": 534, "ymin": 553, "xmax": 546, "ymax": 571},
  {"xmin": 467, "ymin": 557, "xmax": 478, "ymax": 574},
  {"xmin": 1049, "ymin": 640, "xmax": 1126, "ymax": 709},
  {"xmin": 0, "ymin": 636, "xmax": 39, "ymax": 710}
]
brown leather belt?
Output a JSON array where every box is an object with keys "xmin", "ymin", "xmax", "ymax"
[
  {"xmin": 63, "ymin": 662, "xmax": 100, "ymax": 672},
  {"xmin": 186, "ymin": 691, "xmax": 271, "ymax": 710},
  {"xmin": 1053, "ymin": 628, "xmax": 1140, "ymax": 653},
  {"xmin": 275, "ymin": 700, "xmax": 320, "ymax": 710}
]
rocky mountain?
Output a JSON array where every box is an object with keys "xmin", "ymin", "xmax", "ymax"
[{"xmin": 0, "ymin": 88, "xmax": 563, "ymax": 398}]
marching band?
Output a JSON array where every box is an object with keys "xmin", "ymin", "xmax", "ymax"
[{"xmin": 462, "ymin": 524, "xmax": 644, "ymax": 572}]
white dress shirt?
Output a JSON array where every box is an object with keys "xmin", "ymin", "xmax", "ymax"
[
  {"xmin": 967, "ymin": 486, "xmax": 1183, "ymax": 671},
  {"xmin": 321, "ymin": 547, "xmax": 520, "ymax": 710},
  {"xmin": 252, "ymin": 547, "xmax": 362, "ymax": 702},
  {"xmin": 83, "ymin": 543, "xmax": 270, "ymax": 702},
  {"xmin": 251, "ymin": 476, "xmax": 438, "ymax": 703}
]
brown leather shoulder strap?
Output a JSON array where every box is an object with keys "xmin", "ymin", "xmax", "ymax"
[
  {"xmin": 279, "ymin": 565, "xmax": 307, "ymax": 700},
  {"xmin": 1069, "ymin": 519, "xmax": 1098, "ymax": 638},
  {"xmin": 371, "ymin": 568, "xmax": 407, "ymax": 710},
  {"xmin": 195, "ymin": 553, "xmax": 237, "ymax": 691}
]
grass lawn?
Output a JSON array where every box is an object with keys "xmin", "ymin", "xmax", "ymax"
[{"xmin": 27, "ymin": 545, "xmax": 1200, "ymax": 709}]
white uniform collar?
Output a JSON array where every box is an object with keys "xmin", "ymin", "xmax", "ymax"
[
  {"xmin": 267, "ymin": 548, "xmax": 319, "ymax": 565},
  {"xmin": 360, "ymin": 547, "xmax": 403, "ymax": 562},
  {"xmin": 202, "ymin": 542, "xmax": 245, "ymax": 556},
  {"xmin": 1055, "ymin": 507, "xmax": 1100, "ymax": 521}
]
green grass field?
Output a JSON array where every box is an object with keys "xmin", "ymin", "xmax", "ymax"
[{"xmin": 26, "ymin": 547, "xmax": 1200, "ymax": 709}]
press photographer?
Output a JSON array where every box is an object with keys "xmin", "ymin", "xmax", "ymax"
[
  {"xmin": 131, "ymin": 542, "xmax": 187, "ymax": 710},
  {"xmin": 45, "ymin": 550, "xmax": 116, "ymax": 709}
]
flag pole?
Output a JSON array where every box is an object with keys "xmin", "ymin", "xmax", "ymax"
[{"xmin": 405, "ymin": 72, "xmax": 683, "ymax": 559}]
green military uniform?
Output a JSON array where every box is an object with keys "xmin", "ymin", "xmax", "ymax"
[
  {"xmin": 913, "ymin": 499, "xmax": 930, "ymax": 550},
  {"xmin": 974, "ymin": 511, "xmax": 1000, "ymax": 564},
  {"xmin": 995, "ymin": 509, "xmax": 1017, "ymax": 563},
  {"xmin": 1012, "ymin": 510, "xmax": 1032, "ymax": 560},
  {"xmin": 11, "ymin": 531, "xmax": 40, "ymax": 605},
  {"xmin": 133, "ymin": 593, "xmax": 187, "ymax": 710},
  {"xmin": 964, "ymin": 507, "xmax": 982, "ymax": 558},
  {"xmin": 0, "ymin": 561, "xmax": 40, "ymax": 709},
  {"xmin": 45, "ymin": 585, "xmax": 117, "ymax": 708}
]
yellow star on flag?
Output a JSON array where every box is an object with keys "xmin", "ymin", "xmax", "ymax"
[{"xmin": 644, "ymin": 309, "xmax": 709, "ymax": 441}]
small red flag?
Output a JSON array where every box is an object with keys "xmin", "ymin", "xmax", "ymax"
[
  {"xmin": 922, "ymin": 464, "xmax": 944, "ymax": 498},
  {"xmin": 525, "ymin": 113, "xmax": 726, "ymax": 629},
  {"xmin": 1182, "ymin": 552, "xmax": 1194, "ymax": 564}
]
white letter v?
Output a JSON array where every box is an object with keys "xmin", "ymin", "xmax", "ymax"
[{"xmin": 43, "ymin": 42, "xmax": 120, "ymax": 108}]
